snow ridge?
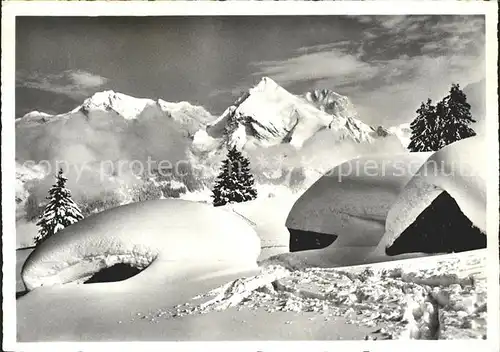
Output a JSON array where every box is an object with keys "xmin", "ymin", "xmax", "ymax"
[
  {"xmin": 20, "ymin": 111, "xmax": 52, "ymax": 120},
  {"xmin": 18, "ymin": 90, "xmax": 214, "ymax": 127}
]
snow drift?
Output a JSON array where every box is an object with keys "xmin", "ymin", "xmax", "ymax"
[
  {"xmin": 373, "ymin": 136, "xmax": 487, "ymax": 259},
  {"xmin": 21, "ymin": 199, "xmax": 261, "ymax": 290}
]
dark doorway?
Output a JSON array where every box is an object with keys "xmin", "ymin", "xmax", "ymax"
[
  {"xmin": 16, "ymin": 290, "xmax": 28, "ymax": 299},
  {"xmin": 288, "ymin": 228, "xmax": 338, "ymax": 252},
  {"xmin": 386, "ymin": 191, "xmax": 486, "ymax": 256},
  {"xmin": 84, "ymin": 263, "xmax": 142, "ymax": 284}
]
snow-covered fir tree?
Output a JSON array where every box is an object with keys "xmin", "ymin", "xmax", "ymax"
[
  {"xmin": 408, "ymin": 99, "xmax": 439, "ymax": 152},
  {"xmin": 211, "ymin": 146, "xmax": 258, "ymax": 207},
  {"xmin": 35, "ymin": 168, "xmax": 84, "ymax": 246},
  {"xmin": 438, "ymin": 84, "xmax": 476, "ymax": 149},
  {"xmin": 409, "ymin": 84, "xmax": 476, "ymax": 152}
]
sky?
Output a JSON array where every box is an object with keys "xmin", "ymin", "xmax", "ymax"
[{"xmin": 16, "ymin": 15, "xmax": 485, "ymax": 126}]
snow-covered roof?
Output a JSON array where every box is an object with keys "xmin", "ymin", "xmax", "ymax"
[{"xmin": 376, "ymin": 136, "xmax": 486, "ymax": 256}]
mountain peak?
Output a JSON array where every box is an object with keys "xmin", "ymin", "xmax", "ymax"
[
  {"xmin": 252, "ymin": 76, "xmax": 281, "ymax": 94},
  {"xmin": 206, "ymin": 78, "xmax": 379, "ymax": 149},
  {"xmin": 21, "ymin": 111, "xmax": 52, "ymax": 119},
  {"xmin": 82, "ymin": 90, "xmax": 120, "ymax": 106},
  {"xmin": 79, "ymin": 90, "xmax": 154, "ymax": 120},
  {"xmin": 303, "ymin": 89, "xmax": 352, "ymax": 116}
]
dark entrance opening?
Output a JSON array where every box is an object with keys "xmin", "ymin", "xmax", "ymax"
[
  {"xmin": 386, "ymin": 191, "xmax": 486, "ymax": 256},
  {"xmin": 288, "ymin": 228, "xmax": 338, "ymax": 252},
  {"xmin": 16, "ymin": 290, "xmax": 28, "ymax": 299},
  {"xmin": 84, "ymin": 263, "xmax": 142, "ymax": 284}
]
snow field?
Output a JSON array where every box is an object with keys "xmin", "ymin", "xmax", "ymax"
[
  {"xmin": 15, "ymin": 134, "xmax": 489, "ymax": 341},
  {"xmin": 164, "ymin": 249, "xmax": 487, "ymax": 340}
]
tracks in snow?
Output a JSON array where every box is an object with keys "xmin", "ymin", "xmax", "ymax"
[{"xmin": 141, "ymin": 252, "xmax": 487, "ymax": 340}]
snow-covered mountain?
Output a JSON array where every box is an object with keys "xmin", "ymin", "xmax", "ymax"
[
  {"xmin": 190, "ymin": 77, "xmax": 407, "ymax": 191},
  {"xmin": 302, "ymin": 88, "xmax": 376, "ymax": 139},
  {"xmin": 203, "ymin": 77, "xmax": 376, "ymax": 150},
  {"xmin": 20, "ymin": 90, "xmax": 215, "ymax": 134},
  {"xmin": 16, "ymin": 90, "xmax": 216, "ymax": 170},
  {"xmin": 77, "ymin": 90, "xmax": 153, "ymax": 120},
  {"xmin": 15, "ymin": 91, "xmax": 216, "ymax": 210},
  {"xmin": 302, "ymin": 88, "xmax": 412, "ymax": 148},
  {"xmin": 15, "ymin": 161, "xmax": 47, "ymax": 208}
]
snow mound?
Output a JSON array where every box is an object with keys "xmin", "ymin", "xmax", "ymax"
[
  {"xmin": 284, "ymin": 153, "xmax": 431, "ymax": 267},
  {"xmin": 373, "ymin": 136, "xmax": 486, "ymax": 258},
  {"xmin": 21, "ymin": 199, "xmax": 261, "ymax": 290}
]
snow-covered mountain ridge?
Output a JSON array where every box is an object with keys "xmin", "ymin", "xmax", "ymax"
[
  {"xmin": 18, "ymin": 79, "xmax": 409, "ymax": 150},
  {"xmin": 78, "ymin": 90, "xmax": 153, "ymax": 120},
  {"xmin": 19, "ymin": 90, "xmax": 215, "ymax": 131},
  {"xmin": 15, "ymin": 80, "xmax": 410, "ymax": 199},
  {"xmin": 204, "ymin": 77, "xmax": 387, "ymax": 150}
]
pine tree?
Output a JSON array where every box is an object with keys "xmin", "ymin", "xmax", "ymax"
[
  {"xmin": 408, "ymin": 84, "xmax": 477, "ymax": 152},
  {"xmin": 437, "ymin": 84, "xmax": 476, "ymax": 149},
  {"xmin": 408, "ymin": 99, "xmax": 439, "ymax": 152},
  {"xmin": 211, "ymin": 146, "xmax": 258, "ymax": 207},
  {"xmin": 35, "ymin": 169, "xmax": 84, "ymax": 246}
]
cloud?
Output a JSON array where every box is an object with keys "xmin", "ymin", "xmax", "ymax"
[
  {"xmin": 243, "ymin": 15, "xmax": 485, "ymax": 126},
  {"xmin": 252, "ymin": 50, "xmax": 379, "ymax": 86},
  {"xmin": 356, "ymin": 15, "xmax": 484, "ymax": 51},
  {"xmin": 16, "ymin": 70, "xmax": 109, "ymax": 99},
  {"xmin": 354, "ymin": 15, "xmax": 432, "ymax": 32},
  {"xmin": 350, "ymin": 52, "xmax": 485, "ymax": 125},
  {"xmin": 420, "ymin": 18, "xmax": 485, "ymax": 55},
  {"xmin": 295, "ymin": 41, "xmax": 351, "ymax": 54},
  {"xmin": 354, "ymin": 16, "xmax": 374, "ymax": 24},
  {"xmin": 208, "ymin": 85, "xmax": 250, "ymax": 100},
  {"xmin": 433, "ymin": 16, "xmax": 485, "ymax": 35},
  {"xmin": 69, "ymin": 70, "xmax": 108, "ymax": 88}
]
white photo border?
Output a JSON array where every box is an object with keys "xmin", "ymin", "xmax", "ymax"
[{"xmin": 2, "ymin": 1, "xmax": 498, "ymax": 351}]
